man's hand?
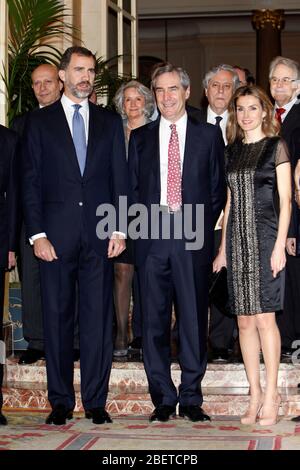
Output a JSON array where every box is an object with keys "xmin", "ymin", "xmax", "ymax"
[
  {"xmin": 8, "ymin": 251, "xmax": 16, "ymax": 269},
  {"xmin": 33, "ymin": 237, "xmax": 58, "ymax": 262},
  {"xmin": 107, "ymin": 233, "xmax": 126, "ymax": 258},
  {"xmin": 286, "ymin": 238, "xmax": 296, "ymax": 257}
]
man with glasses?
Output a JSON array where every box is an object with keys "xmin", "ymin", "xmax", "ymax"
[
  {"xmin": 269, "ymin": 56, "xmax": 300, "ymax": 364},
  {"xmin": 194, "ymin": 65, "xmax": 240, "ymax": 363}
]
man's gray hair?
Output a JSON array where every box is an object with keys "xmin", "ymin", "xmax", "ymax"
[
  {"xmin": 151, "ymin": 63, "xmax": 190, "ymax": 91},
  {"xmin": 113, "ymin": 80, "xmax": 156, "ymax": 119},
  {"xmin": 202, "ymin": 64, "xmax": 240, "ymax": 90},
  {"xmin": 269, "ymin": 56, "xmax": 300, "ymax": 81}
]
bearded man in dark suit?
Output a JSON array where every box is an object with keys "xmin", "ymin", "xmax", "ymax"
[{"xmin": 22, "ymin": 47, "xmax": 128, "ymax": 425}]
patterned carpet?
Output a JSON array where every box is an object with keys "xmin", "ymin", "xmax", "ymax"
[{"xmin": 0, "ymin": 410, "xmax": 299, "ymax": 450}]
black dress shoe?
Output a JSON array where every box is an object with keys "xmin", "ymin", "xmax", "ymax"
[
  {"xmin": 179, "ymin": 405, "xmax": 211, "ymax": 422},
  {"xmin": 149, "ymin": 405, "xmax": 176, "ymax": 422},
  {"xmin": 128, "ymin": 337, "xmax": 142, "ymax": 351},
  {"xmin": 0, "ymin": 411, "xmax": 7, "ymax": 425},
  {"xmin": 291, "ymin": 415, "xmax": 300, "ymax": 422},
  {"xmin": 211, "ymin": 348, "xmax": 229, "ymax": 363},
  {"xmin": 45, "ymin": 405, "xmax": 73, "ymax": 425},
  {"xmin": 73, "ymin": 349, "xmax": 80, "ymax": 362},
  {"xmin": 18, "ymin": 348, "xmax": 45, "ymax": 365},
  {"xmin": 281, "ymin": 347, "xmax": 294, "ymax": 358},
  {"xmin": 85, "ymin": 407, "xmax": 112, "ymax": 424}
]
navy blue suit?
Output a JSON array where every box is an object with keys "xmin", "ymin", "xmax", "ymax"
[
  {"xmin": 129, "ymin": 113, "xmax": 226, "ymax": 407},
  {"xmin": 0, "ymin": 125, "xmax": 19, "ymax": 410},
  {"xmin": 22, "ymin": 100, "xmax": 128, "ymax": 411},
  {"xmin": 276, "ymin": 100, "xmax": 300, "ymax": 351}
]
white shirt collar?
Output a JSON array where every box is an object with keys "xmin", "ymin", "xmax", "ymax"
[
  {"xmin": 275, "ymin": 96, "xmax": 298, "ymax": 121},
  {"xmin": 61, "ymin": 93, "xmax": 89, "ymax": 111},
  {"xmin": 207, "ymin": 106, "xmax": 228, "ymax": 122},
  {"xmin": 160, "ymin": 112, "xmax": 187, "ymax": 131}
]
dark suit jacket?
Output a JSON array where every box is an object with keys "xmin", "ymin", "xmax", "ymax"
[
  {"xmin": 281, "ymin": 100, "xmax": 300, "ymax": 161},
  {"xmin": 11, "ymin": 112, "xmax": 30, "ymax": 137},
  {"xmin": 0, "ymin": 125, "xmax": 19, "ymax": 267},
  {"xmin": 280, "ymin": 100, "xmax": 300, "ymax": 243},
  {"xmin": 186, "ymin": 105, "xmax": 207, "ymax": 123},
  {"xmin": 22, "ymin": 100, "xmax": 128, "ymax": 256},
  {"xmin": 128, "ymin": 112, "xmax": 226, "ymax": 266}
]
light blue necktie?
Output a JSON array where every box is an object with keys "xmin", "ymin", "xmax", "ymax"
[{"xmin": 72, "ymin": 104, "xmax": 87, "ymax": 176}]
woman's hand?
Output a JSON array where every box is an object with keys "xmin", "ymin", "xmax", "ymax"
[
  {"xmin": 213, "ymin": 250, "xmax": 227, "ymax": 273},
  {"xmin": 270, "ymin": 244, "xmax": 286, "ymax": 278}
]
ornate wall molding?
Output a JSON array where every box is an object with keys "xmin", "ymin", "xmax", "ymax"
[
  {"xmin": 252, "ymin": 9, "xmax": 285, "ymax": 30},
  {"xmin": 138, "ymin": 0, "xmax": 300, "ymax": 17}
]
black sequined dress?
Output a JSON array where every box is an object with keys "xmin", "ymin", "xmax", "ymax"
[{"xmin": 225, "ymin": 136, "xmax": 289, "ymax": 315}]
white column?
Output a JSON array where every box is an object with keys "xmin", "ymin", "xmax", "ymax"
[{"xmin": 0, "ymin": 0, "xmax": 8, "ymax": 126}]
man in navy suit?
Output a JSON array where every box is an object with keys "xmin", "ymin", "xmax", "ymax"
[
  {"xmin": 129, "ymin": 63, "xmax": 226, "ymax": 422},
  {"xmin": 269, "ymin": 56, "xmax": 300, "ymax": 360},
  {"xmin": 22, "ymin": 47, "xmax": 128, "ymax": 425},
  {"xmin": 0, "ymin": 125, "xmax": 19, "ymax": 425},
  {"xmin": 13, "ymin": 64, "xmax": 64, "ymax": 365}
]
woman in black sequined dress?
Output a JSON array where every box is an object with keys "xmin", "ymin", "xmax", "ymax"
[{"xmin": 214, "ymin": 86, "xmax": 292, "ymax": 426}]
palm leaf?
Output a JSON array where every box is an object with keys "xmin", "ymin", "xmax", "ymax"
[
  {"xmin": 94, "ymin": 56, "xmax": 130, "ymax": 109},
  {"xmin": 4, "ymin": 0, "xmax": 75, "ymax": 125}
]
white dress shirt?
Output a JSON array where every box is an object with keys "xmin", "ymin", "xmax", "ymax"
[
  {"xmin": 207, "ymin": 106, "xmax": 228, "ymax": 145},
  {"xmin": 61, "ymin": 93, "xmax": 89, "ymax": 143},
  {"xmin": 275, "ymin": 96, "xmax": 298, "ymax": 122},
  {"xmin": 159, "ymin": 113, "xmax": 187, "ymax": 206}
]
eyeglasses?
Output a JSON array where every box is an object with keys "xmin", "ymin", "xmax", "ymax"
[{"xmin": 270, "ymin": 77, "xmax": 297, "ymax": 85}]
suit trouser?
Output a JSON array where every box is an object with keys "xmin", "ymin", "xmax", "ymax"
[
  {"xmin": 39, "ymin": 232, "xmax": 114, "ymax": 411},
  {"xmin": 138, "ymin": 218, "xmax": 209, "ymax": 408},
  {"xmin": 0, "ymin": 269, "xmax": 5, "ymax": 409},
  {"xmin": 277, "ymin": 254, "xmax": 300, "ymax": 349},
  {"xmin": 20, "ymin": 224, "xmax": 80, "ymax": 351},
  {"xmin": 20, "ymin": 225, "xmax": 44, "ymax": 350},
  {"xmin": 209, "ymin": 230, "xmax": 236, "ymax": 349},
  {"xmin": 132, "ymin": 271, "xmax": 142, "ymax": 338}
]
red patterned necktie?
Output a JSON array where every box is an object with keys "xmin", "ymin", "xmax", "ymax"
[
  {"xmin": 167, "ymin": 124, "xmax": 182, "ymax": 212},
  {"xmin": 275, "ymin": 107, "xmax": 285, "ymax": 124}
]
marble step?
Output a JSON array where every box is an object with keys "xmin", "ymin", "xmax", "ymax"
[
  {"xmin": 5, "ymin": 357, "xmax": 300, "ymax": 390},
  {"xmin": 3, "ymin": 385, "xmax": 300, "ymax": 416},
  {"xmin": 3, "ymin": 358, "xmax": 300, "ymax": 416}
]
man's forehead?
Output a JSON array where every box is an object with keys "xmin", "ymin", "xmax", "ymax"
[
  {"xmin": 155, "ymin": 72, "xmax": 181, "ymax": 85},
  {"xmin": 32, "ymin": 66, "xmax": 58, "ymax": 79},
  {"xmin": 273, "ymin": 64, "xmax": 295, "ymax": 76},
  {"xmin": 69, "ymin": 54, "xmax": 95, "ymax": 67},
  {"xmin": 208, "ymin": 71, "xmax": 234, "ymax": 84}
]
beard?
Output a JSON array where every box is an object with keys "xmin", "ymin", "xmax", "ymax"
[{"xmin": 68, "ymin": 81, "xmax": 94, "ymax": 99}]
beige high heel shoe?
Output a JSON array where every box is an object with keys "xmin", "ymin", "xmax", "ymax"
[
  {"xmin": 259, "ymin": 394, "xmax": 281, "ymax": 426},
  {"xmin": 241, "ymin": 397, "xmax": 263, "ymax": 425}
]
